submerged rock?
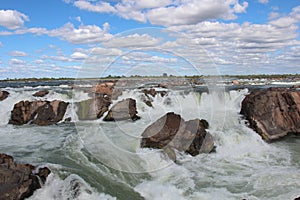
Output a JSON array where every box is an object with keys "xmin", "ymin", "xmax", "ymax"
[
  {"xmin": 76, "ymin": 96, "xmax": 111, "ymax": 120},
  {"xmin": 141, "ymin": 112, "xmax": 214, "ymax": 158},
  {"xmin": 9, "ymin": 100, "xmax": 69, "ymax": 125},
  {"xmin": 240, "ymin": 87, "xmax": 300, "ymax": 141},
  {"xmin": 33, "ymin": 90, "xmax": 49, "ymax": 97},
  {"xmin": 104, "ymin": 98, "xmax": 140, "ymax": 121},
  {"xmin": 0, "ymin": 153, "xmax": 51, "ymax": 200},
  {"xmin": 0, "ymin": 90, "xmax": 9, "ymax": 101}
]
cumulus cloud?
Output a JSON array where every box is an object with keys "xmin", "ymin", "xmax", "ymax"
[
  {"xmin": 74, "ymin": 0, "xmax": 116, "ymax": 13},
  {"xmin": 9, "ymin": 58, "xmax": 26, "ymax": 65},
  {"xmin": 103, "ymin": 33, "xmax": 161, "ymax": 48},
  {"xmin": 69, "ymin": 0, "xmax": 249, "ymax": 26},
  {"xmin": 164, "ymin": 16, "xmax": 300, "ymax": 73},
  {"xmin": 0, "ymin": 10, "xmax": 29, "ymax": 29},
  {"xmin": 270, "ymin": 6, "xmax": 300, "ymax": 28},
  {"xmin": 10, "ymin": 50, "xmax": 28, "ymax": 57},
  {"xmin": 0, "ymin": 22, "xmax": 112, "ymax": 44},
  {"xmin": 70, "ymin": 52, "xmax": 88, "ymax": 59},
  {"xmin": 47, "ymin": 23, "xmax": 113, "ymax": 44}
]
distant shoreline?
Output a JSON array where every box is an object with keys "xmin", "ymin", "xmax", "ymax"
[{"xmin": 1, "ymin": 74, "xmax": 300, "ymax": 82}]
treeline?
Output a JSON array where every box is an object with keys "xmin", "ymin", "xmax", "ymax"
[
  {"xmin": 1, "ymin": 74, "xmax": 299, "ymax": 82},
  {"xmin": 0, "ymin": 77, "xmax": 76, "ymax": 82}
]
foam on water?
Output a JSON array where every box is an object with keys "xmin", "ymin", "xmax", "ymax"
[{"xmin": 28, "ymin": 173, "xmax": 117, "ymax": 200}]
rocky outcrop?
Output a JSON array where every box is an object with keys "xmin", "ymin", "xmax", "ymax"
[
  {"xmin": 94, "ymin": 81, "xmax": 122, "ymax": 100},
  {"xmin": 33, "ymin": 90, "xmax": 49, "ymax": 97},
  {"xmin": 141, "ymin": 88, "xmax": 167, "ymax": 107},
  {"xmin": 0, "ymin": 90, "xmax": 9, "ymax": 101},
  {"xmin": 141, "ymin": 112, "xmax": 214, "ymax": 157},
  {"xmin": 142, "ymin": 88, "xmax": 167, "ymax": 98},
  {"xmin": 76, "ymin": 96, "xmax": 111, "ymax": 120},
  {"xmin": 240, "ymin": 87, "xmax": 300, "ymax": 141},
  {"xmin": 9, "ymin": 100, "xmax": 69, "ymax": 125},
  {"xmin": 95, "ymin": 82, "xmax": 115, "ymax": 96},
  {"xmin": 104, "ymin": 98, "xmax": 140, "ymax": 121},
  {"xmin": 0, "ymin": 153, "xmax": 51, "ymax": 200}
]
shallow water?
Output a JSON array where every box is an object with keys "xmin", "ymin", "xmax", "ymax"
[{"xmin": 0, "ymin": 81, "xmax": 299, "ymax": 200}]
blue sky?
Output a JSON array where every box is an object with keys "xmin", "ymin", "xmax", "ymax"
[{"xmin": 0, "ymin": 0, "xmax": 299, "ymax": 79}]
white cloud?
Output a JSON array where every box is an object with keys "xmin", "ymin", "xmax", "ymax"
[
  {"xmin": 74, "ymin": 0, "xmax": 116, "ymax": 13},
  {"xmin": 0, "ymin": 42, "xmax": 3, "ymax": 47},
  {"xmin": 34, "ymin": 59, "xmax": 44, "ymax": 64},
  {"xmin": 164, "ymin": 17, "xmax": 300, "ymax": 72},
  {"xmin": 9, "ymin": 58, "xmax": 26, "ymax": 65},
  {"xmin": 268, "ymin": 12, "xmax": 279, "ymax": 20},
  {"xmin": 41, "ymin": 54, "xmax": 71, "ymax": 62},
  {"xmin": 89, "ymin": 47, "xmax": 123, "ymax": 56},
  {"xmin": 103, "ymin": 33, "xmax": 161, "ymax": 48},
  {"xmin": 70, "ymin": 52, "xmax": 88, "ymax": 59},
  {"xmin": 76, "ymin": 16, "xmax": 82, "ymax": 23},
  {"xmin": 0, "ymin": 10, "xmax": 29, "ymax": 29},
  {"xmin": 0, "ymin": 22, "xmax": 112, "ymax": 44},
  {"xmin": 233, "ymin": 1, "xmax": 248, "ymax": 13},
  {"xmin": 47, "ymin": 23, "xmax": 113, "ymax": 44},
  {"xmin": 69, "ymin": 0, "xmax": 249, "ymax": 26},
  {"xmin": 258, "ymin": 0, "xmax": 269, "ymax": 4},
  {"xmin": 10, "ymin": 50, "xmax": 28, "ymax": 57},
  {"xmin": 270, "ymin": 6, "xmax": 300, "ymax": 28}
]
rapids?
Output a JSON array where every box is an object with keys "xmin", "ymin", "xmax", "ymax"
[{"xmin": 0, "ymin": 81, "xmax": 299, "ymax": 200}]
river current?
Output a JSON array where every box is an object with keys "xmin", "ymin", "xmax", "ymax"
[{"xmin": 0, "ymin": 80, "xmax": 299, "ymax": 200}]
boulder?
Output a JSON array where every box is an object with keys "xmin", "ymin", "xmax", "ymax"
[
  {"xmin": 142, "ymin": 88, "xmax": 167, "ymax": 98},
  {"xmin": 0, "ymin": 90, "xmax": 9, "ymax": 101},
  {"xmin": 0, "ymin": 153, "xmax": 51, "ymax": 200},
  {"xmin": 76, "ymin": 96, "xmax": 111, "ymax": 120},
  {"xmin": 32, "ymin": 90, "xmax": 49, "ymax": 97},
  {"xmin": 9, "ymin": 100, "xmax": 69, "ymax": 125},
  {"xmin": 232, "ymin": 80, "xmax": 240, "ymax": 85},
  {"xmin": 104, "ymin": 98, "xmax": 140, "ymax": 121},
  {"xmin": 141, "ymin": 112, "xmax": 214, "ymax": 157},
  {"xmin": 95, "ymin": 82, "xmax": 115, "ymax": 95},
  {"xmin": 143, "ymin": 88, "xmax": 156, "ymax": 97},
  {"xmin": 240, "ymin": 87, "xmax": 300, "ymax": 141}
]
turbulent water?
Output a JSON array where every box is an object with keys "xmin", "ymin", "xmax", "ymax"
[{"xmin": 0, "ymin": 80, "xmax": 300, "ymax": 200}]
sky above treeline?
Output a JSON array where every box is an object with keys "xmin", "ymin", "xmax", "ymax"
[{"xmin": 0, "ymin": 0, "xmax": 299, "ymax": 79}]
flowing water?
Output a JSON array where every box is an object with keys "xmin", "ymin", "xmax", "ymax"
[{"xmin": 0, "ymin": 81, "xmax": 299, "ymax": 200}]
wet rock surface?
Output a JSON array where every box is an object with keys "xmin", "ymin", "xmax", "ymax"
[
  {"xmin": 9, "ymin": 100, "xmax": 69, "ymax": 125},
  {"xmin": 0, "ymin": 90, "xmax": 9, "ymax": 101},
  {"xmin": 240, "ymin": 87, "xmax": 300, "ymax": 141},
  {"xmin": 76, "ymin": 96, "xmax": 112, "ymax": 120},
  {"xmin": 0, "ymin": 153, "xmax": 51, "ymax": 200},
  {"xmin": 141, "ymin": 112, "xmax": 214, "ymax": 157},
  {"xmin": 32, "ymin": 90, "xmax": 49, "ymax": 97},
  {"xmin": 104, "ymin": 98, "xmax": 140, "ymax": 121}
]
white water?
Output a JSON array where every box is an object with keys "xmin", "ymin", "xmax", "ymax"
[{"xmin": 0, "ymin": 84, "xmax": 300, "ymax": 200}]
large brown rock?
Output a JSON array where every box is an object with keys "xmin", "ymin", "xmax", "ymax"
[
  {"xmin": 76, "ymin": 96, "xmax": 111, "ymax": 120},
  {"xmin": 0, "ymin": 90, "xmax": 9, "ymax": 101},
  {"xmin": 141, "ymin": 112, "xmax": 214, "ymax": 156},
  {"xmin": 0, "ymin": 153, "xmax": 51, "ymax": 200},
  {"xmin": 32, "ymin": 90, "xmax": 49, "ymax": 97},
  {"xmin": 103, "ymin": 98, "xmax": 140, "ymax": 121},
  {"xmin": 9, "ymin": 100, "xmax": 69, "ymax": 125},
  {"xmin": 240, "ymin": 87, "xmax": 300, "ymax": 141},
  {"xmin": 95, "ymin": 82, "xmax": 115, "ymax": 96}
]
